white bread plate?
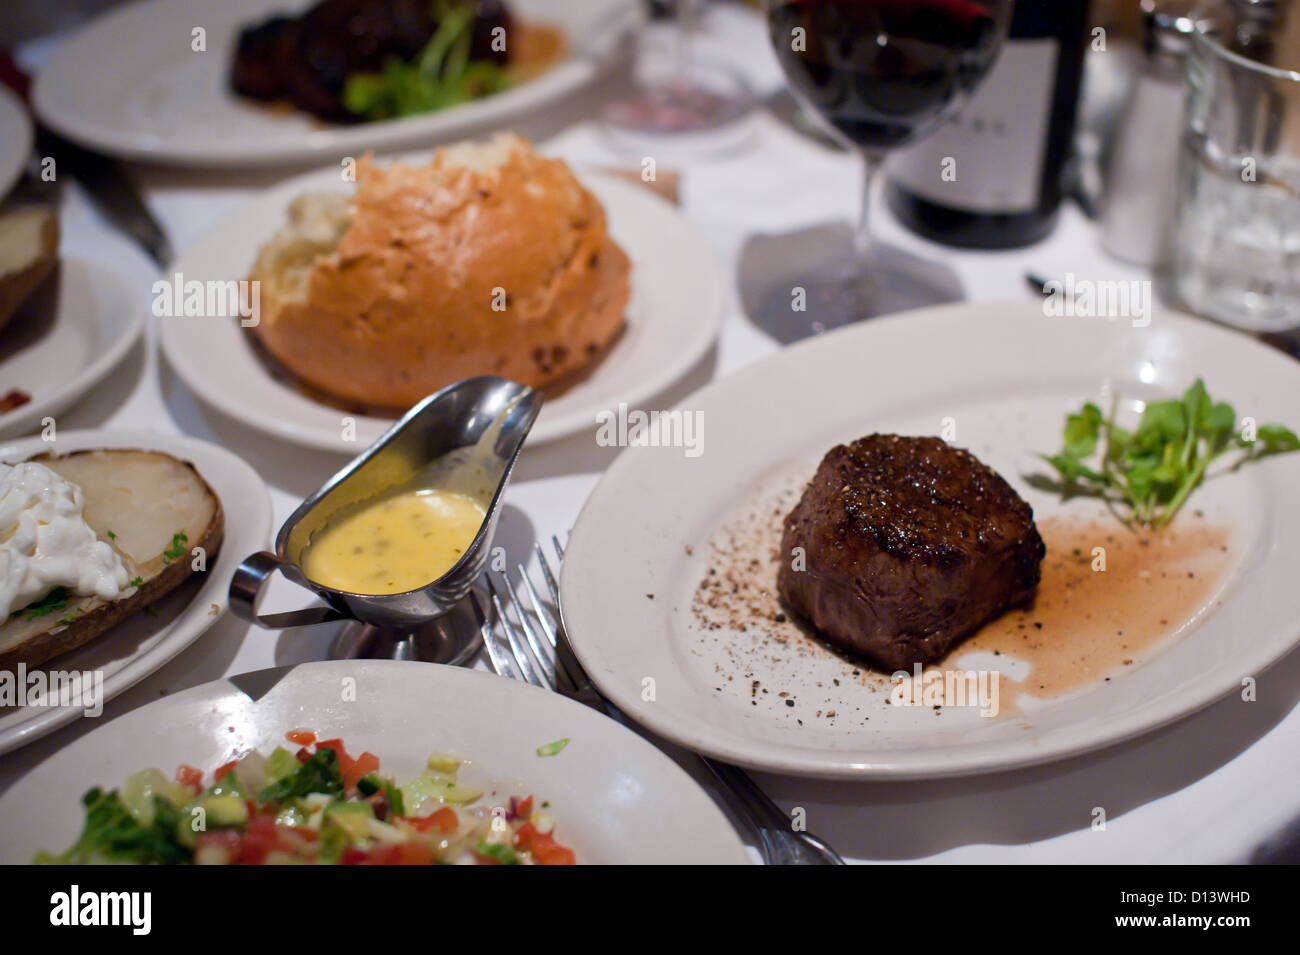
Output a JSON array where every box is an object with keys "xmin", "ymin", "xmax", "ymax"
[
  {"xmin": 159, "ymin": 156, "xmax": 723, "ymax": 452},
  {"xmin": 0, "ymin": 429, "xmax": 271, "ymax": 754},
  {"xmin": 0, "ymin": 85, "xmax": 30, "ymax": 199},
  {"xmin": 0, "ymin": 254, "xmax": 145, "ymax": 440}
]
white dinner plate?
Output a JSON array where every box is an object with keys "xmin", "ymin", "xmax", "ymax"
[
  {"xmin": 0, "ymin": 660, "xmax": 750, "ymax": 864},
  {"xmin": 0, "ymin": 85, "xmax": 32, "ymax": 198},
  {"xmin": 32, "ymin": 0, "xmax": 640, "ymax": 168},
  {"xmin": 159, "ymin": 162, "xmax": 723, "ymax": 452},
  {"xmin": 0, "ymin": 257, "xmax": 146, "ymax": 440},
  {"xmin": 0, "ymin": 429, "xmax": 272, "ymax": 754},
  {"xmin": 561, "ymin": 301, "xmax": 1300, "ymax": 779}
]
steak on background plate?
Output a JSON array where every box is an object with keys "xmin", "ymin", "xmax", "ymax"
[
  {"xmin": 230, "ymin": 0, "xmax": 513, "ymax": 122},
  {"xmin": 778, "ymin": 434, "xmax": 1045, "ymax": 672}
]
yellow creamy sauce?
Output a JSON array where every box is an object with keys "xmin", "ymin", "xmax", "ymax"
[{"xmin": 302, "ymin": 488, "xmax": 486, "ymax": 595}]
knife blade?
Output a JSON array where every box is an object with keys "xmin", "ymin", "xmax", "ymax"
[{"xmin": 34, "ymin": 127, "xmax": 173, "ymax": 268}]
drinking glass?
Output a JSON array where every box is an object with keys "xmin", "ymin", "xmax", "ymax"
[
  {"xmin": 759, "ymin": 0, "xmax": 1011, "ymax": 338},
  {"xmin": 1171, "ymin": 2, "xmax": 1300, "ymax": 332},
  {"xmin": 602, "ymin": 0, "xmax": 752, "ymax": 140}
]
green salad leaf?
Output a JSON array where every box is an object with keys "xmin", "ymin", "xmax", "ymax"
[
  {"xmin": 257, "ymin": 747, "xmax": 344, "ymax": 804},
  {"xmin": 35, "ymin": 788, "xmax": 189, "ymax": 865},
  {"xmin": 357, "ymin": 772, "xmax": 406, "ymax": 815},
  {"xmin": 475, "ymin": 840, "xmax": 519, "ymax": 865}
]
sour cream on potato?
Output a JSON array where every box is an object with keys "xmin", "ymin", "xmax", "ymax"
[{"xmin": 0, "ymin": 462, "xmax": 130, "ymax": 618}]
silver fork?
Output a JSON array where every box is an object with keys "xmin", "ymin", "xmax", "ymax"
[{"xmin": 472, "ymin": 536, "xmax": 844, "ymax": 866}]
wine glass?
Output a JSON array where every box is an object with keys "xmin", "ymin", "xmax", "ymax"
[
  {"xmin": 601, "ymin": 0, "xmax": 753, "ymax": 150},
  {"xmin": 758, "ymin": 0, "xmax": 1012, "ymax": 340}
]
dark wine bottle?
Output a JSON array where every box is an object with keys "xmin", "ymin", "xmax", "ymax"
[{"xmin": 885, "ymin": 0, "xmax": 1092, "ymax": 248}]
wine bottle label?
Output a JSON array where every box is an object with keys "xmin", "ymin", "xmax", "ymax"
[{"xmin": 888, "ymin": 39, "xmax": 1058, "ymax": 214}]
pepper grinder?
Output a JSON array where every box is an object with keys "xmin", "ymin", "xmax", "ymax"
[{"xmin": 1099, "ymin": 0, "xmax": 1206, "ymax": 267}]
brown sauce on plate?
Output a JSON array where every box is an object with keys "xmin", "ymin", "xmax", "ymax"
[
  {"xmin": 951, "ymin": 515, "xmax": 1231, "ymax": 708},
  {"xmin": 507, "ymin": 22, "xmax": 568, "ymax": 80}
]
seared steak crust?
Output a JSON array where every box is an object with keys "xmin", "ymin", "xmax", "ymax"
[{"xmin": 777, "ymin": 434, "xmax": 1045, "ymax": 671}]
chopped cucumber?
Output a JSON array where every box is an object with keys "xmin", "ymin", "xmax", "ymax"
[
  {"xmin": 426, "ymin": 752, "xmax": 462, "ymax": 773},
  {"xmin": 263, "ymin": 746, "xmax": 300, "ymax": 784},
  {"xmin": 323, "ymin": 801, "xmax": 374, "ymax": 842},
  {"xmin": 207, "ymin": 770, "xmax": 246, "ymax": 800},
  {"xmin": 401, "ymin": 775, "xmax": 484, "ymax": 811},
  {"xmin": 120, "ymin": 769, "xmax": 191, "ymax": 825},
  {"xmin": 195, "ymin": 793, "xmax": 248, "ymax": 828},
  {"xmin": 536, "ymin": 738, "xmax": 570, "ymax": 757}
]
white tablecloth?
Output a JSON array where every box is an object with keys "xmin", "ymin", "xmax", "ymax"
[{"xmin": 5, "ymin": 3, "xmax": 1297, "ymax": 864}]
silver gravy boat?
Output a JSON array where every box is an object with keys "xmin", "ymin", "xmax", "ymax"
[{"xmin": 229, "ymin": 377, "xmax": 541, "ymax": 664}]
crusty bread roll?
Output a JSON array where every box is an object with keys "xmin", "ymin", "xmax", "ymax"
[{"xmin": 249, "ymin": 134, "xmax": 630, "ymax": 411}]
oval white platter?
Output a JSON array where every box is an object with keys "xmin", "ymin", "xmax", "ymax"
[
  {"xmin": 561, "ymin": 301, "xmax": 1300, "ymax": 779},
  {"xmin": 33, "ymin": 0, "xmax": 641, "ymax": 168}
]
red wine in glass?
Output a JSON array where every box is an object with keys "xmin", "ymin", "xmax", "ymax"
[
  {"xmin": 759, "ymin": 0, "xmax": 1010, "ymax": 338},
  {"xmin": 769, "ymin": 0, "xmax": 1006, "ymax": 149}
]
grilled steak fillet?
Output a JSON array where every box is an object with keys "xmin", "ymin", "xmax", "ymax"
[{"xmin": 777, "ymin": 434, "xmax": 1045, "ymax": 671}]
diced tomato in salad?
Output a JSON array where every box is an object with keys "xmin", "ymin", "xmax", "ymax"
[
  {"xmin": 195, "ymin": 813, "xmax": 321, "ymax": 865},
  {"xmin": 402, "ymin": 806, "xmax": 459, "ymax": 835},
  {"xmin": 175, "ymin": 764, "xmax": 202, "ymax": 791}
]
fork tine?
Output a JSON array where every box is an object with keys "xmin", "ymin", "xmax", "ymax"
[
  {"xmin": 518, "ymin": 557, "xmax": 581, "ymax": 692},
  {"xmin": 535, "ymin": 541, "xmax": 562, "ymax": 607},
  {"xmin": 536, "ymin": 537, "xmax": 599, "ymax": 695},
  {"xmin": 487, "ymin": 571, "xmax": 547, "ymax": 688},
  {"xmin": 501, "ymin": 567, "xmax": 559, "ymax": 689},
  {"xmin": 471, "ymin": 589, "xmax": 519, "ymax": 681},
  {"xmin": 520, "ymin": 555, "xmax": 559, "ymax": 651},
  {"xmin": 526, "ymin": 535, "xmax": 842, "ymax": 864}
]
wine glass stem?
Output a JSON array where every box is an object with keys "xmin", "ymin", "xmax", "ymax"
[
  {"xmin": 853, "ymin": 150, "xmax": 884, "ymax": 263},
  {"xmin": 675, "ymin": 0, "xmax": 701, "ymax": 83}
]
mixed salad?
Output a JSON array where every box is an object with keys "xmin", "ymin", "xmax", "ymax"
[{"xmin": 37, "ymin": 731, "xmax": 576, "ymax": 865}]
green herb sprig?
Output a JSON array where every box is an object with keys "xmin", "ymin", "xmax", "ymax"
[
  {"xmin": 162, "ymin": 532, "xmax": 188, "ymax": 564},
  {"xmin": 1036, "ymin": 379, "xmax": 1298, "ymax": 529},
  {"xmin": 16, "ymin": 588, "xmax": 69, "ymax": 621}
]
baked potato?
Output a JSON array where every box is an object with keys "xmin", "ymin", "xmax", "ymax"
[{"xmin": 0, "ymin": 449, "xmax": 223, "ymax": 671}]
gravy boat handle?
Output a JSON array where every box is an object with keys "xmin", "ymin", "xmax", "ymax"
[{"xmin": 229, "ymin": 551, "xmax": 349, "ymax": 630}]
